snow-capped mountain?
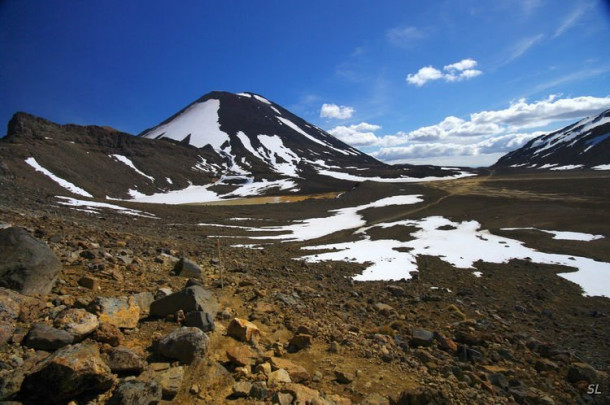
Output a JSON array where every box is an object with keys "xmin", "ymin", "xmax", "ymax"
[
  {"xmin": 139, "ymin": 91, "xmax": 381, "ymax": 180},
  {"xmin": 494, "ymin": 109, "xmax": 610, "ymax": 170},
  {"xmin": 0, "ymin": 92, "xmax": 471, "ymax": 204}
]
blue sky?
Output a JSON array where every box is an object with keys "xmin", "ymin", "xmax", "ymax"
[{"xmin": 1, "ymin": 1, "xmax": 609, "ymax": 166}]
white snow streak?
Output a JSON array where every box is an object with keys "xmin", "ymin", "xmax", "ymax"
[
  {"xmin": 25, "ymin": 157, "xmax": 92, "ymax": 197},
  {"xmin": 501, "ymin": 227, "xmax": 604, "ymax": 241},
  {"xmin": 317, "ymin": 169, "xmax": 476, "ymax": 183},
  {"xmin": 550, "ymin": 165, "xmax": 583, "ymax": 171},
  {"xmin": 56, "ymin": 196, "xmax": 155, "ymax": 218},
  {"xmin": 110, "ymin": 154, "xmax": 155, "ymax": 182}
]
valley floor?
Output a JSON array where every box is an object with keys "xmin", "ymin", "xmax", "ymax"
[{"xmin": 1, "ymin": 170, "xmax": 609, "ymax": 404}]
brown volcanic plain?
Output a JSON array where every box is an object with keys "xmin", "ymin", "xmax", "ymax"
[{"xmin": 0, "ymin": 165, "xmax": 609, "ymax": 404}]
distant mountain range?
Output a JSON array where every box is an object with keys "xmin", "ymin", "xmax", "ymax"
[
  {"xmin": 494, "ymin": 109, "xmax": 610, "ymax": 170},
  {"xmin": 0, "ymin": 91, "xmax": 469, "ymax": 204}
]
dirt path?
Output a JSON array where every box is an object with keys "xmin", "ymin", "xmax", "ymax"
[{"xmin": 366, "ymin": 170, "xmax": 598, "ymax": 227}]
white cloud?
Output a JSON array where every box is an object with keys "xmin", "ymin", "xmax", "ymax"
[
  {"xmin": 471, "ymin": 95, "xmax": 610, "ymax": 129},
  {"xmin": 328, "ymin": 122, "xmax": 382, "ymax": 146},
  {"xmin": 406, "ymin": 66, "xmax": 443, "ymax": 86},
  {"xmin": 372, "ymin": 131, "xmax": 541, "ymax": 162},
  {"xmin": 444, "ymin": 59, "xmax": 477, "ymax": 72},
  {"xmin": 387, "ymin": 26, "xmax": 426, "ymax": 47},
  {"xmin": 320, "ymin": 103, "xmax": 355, "ymax": 119},
  {"xmin": 326, "ymin": 95, "xmax": 610, "ymax": 166},
  {"xmin": 554, "ymin": 4, "xmax": 591, "ymax": 38},
  {"xmin": 406, "ymin": 59, "xmax": 482, "ymax": 86}
]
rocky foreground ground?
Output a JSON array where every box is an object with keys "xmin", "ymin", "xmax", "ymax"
[{"xmin": 1, "ymin": 175, "xmax": 609, "ymax": 404}]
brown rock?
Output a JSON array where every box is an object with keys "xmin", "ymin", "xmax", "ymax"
[
  {"xmin": 158, "ymin": 327, "xmax": 209, "ymax": 364},
  {"xmin": 53, "ymin": 308, "xmax": 99, "ymax": 340},
  {"xmin": 269, "ymin": 357, "xmax": 310, "ymax": 383},
  {"xmin": 335, "ymin": 369, "xmax": 355, "ymax": 384},
  {"xmin": 374, "ymin": 303, "xmax": 395, "ymax": 315},
  {"xmin": 155, "ymin": 366, "xmax": 184, "ymax": 399},
  {"xmin": 362, "ymin": 393, "xmax": 390, "ymax": 405},
  {"xmin": 89, "ymin": 296, "xmax": 140, "ymax": 329},
  {"xmin": 105, "ymin": 346, "xmax": 146, "ymax": 375},
  {"xmin": 434, "ymin": 332, "xmax": 458, "ymax": 352},
  {"xmin": 77, "ymin": 276, "xmax": 99, "ymax": 290},
  {"xmin": 0, "ymin": 290, "xmax": 20, "ymax": 345},
  {"xmin": 288, "ymin": 334, "xmax": 313, "ymax": 351},
  {"xmin": 567, "ymin": 362, "xmax": 600, "ymax": 384},
  {"xmin": 281, "ymin": 383, "xmax": 324, "ymax": 404},
  {"xmin": 20, "ymin": 343, "xmax": 115, "ymax": 404},
  {"xmin": 268, "ymin": 369, "xmax": 291, "ymax": 386},
  {"xmin": 226, "ymin": 345, "xmax": 257, "ymax": 367},
  {"xmin": 91, "ymin": 322, "xmax": 123, "ymax": 346},
  {"xmin": 227, "ymin": 318, "xmax": 261, "ymax": 344},
  {"xmin": 389, "ymin": 387, "xmax": 444, "ymax": 405}
]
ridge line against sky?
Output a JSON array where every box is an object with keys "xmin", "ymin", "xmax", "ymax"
[{"xmin": 1, "ymin": 0, "xmax": 609, "ymax": 167}]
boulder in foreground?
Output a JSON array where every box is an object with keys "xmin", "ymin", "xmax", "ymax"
[
  {"xmin": 20, "ymin": 343, "xmax": 115, "ymax": 404},
  {"xmin": 0, "ymin": 227, "xmax": 62, "ymax": 296}
]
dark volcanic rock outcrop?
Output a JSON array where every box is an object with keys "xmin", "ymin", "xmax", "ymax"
[{"xmin": 0, "ymin": 227, "xmax": 62, "ymax": 295}]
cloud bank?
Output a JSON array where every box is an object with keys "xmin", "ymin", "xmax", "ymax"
[{"xmin": 326, "ymin": 95, "xmax": 610, "ymax": 166}]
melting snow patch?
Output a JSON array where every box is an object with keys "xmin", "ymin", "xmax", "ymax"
[
  {"xmin": 550, "ymin": 165, "xmax": 583, "ymax": 171},
  {"xmin": 472, "ymin": 271, "xmax": 483, "ymax": 278},
  {"xmin": 249, "ymin": 195, "xmax": 423, "ymax": 242},
  {"xmin": 224, "ymin": 179, "xmax": 297, "ymax": 198},
  {"xmin": 127, "ymin": 184, "xmax": 221, "ymax": 204},
  {"xmin": 317, "ymin": 169, "xmax": 476, "ymax": 183},
  {"xmin": 592, "ymin": 164, "xmax": 610, "ymax": 170},
  {"xmin": 56, "ymin": 196, "xmax": 155, "ymax": 218},
  {"xmin": 501, "ymin": 227, "xmax": 604, "ymax": 241},
  {"xmin": 300, "ymin": 216, "xmax": 610, "ymax": 297},
  {"xmin": 253, "ymin": 94, "xmax": 271, "ymax": 104},
  {"xmin": 25, "ymin": 157, "xmax": 92, "ymax": 197},
  {"xmin": 110, "ymin": 154, "xmax": 155, "ymax": 182}
]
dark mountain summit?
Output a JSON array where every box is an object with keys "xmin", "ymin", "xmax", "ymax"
[
  {"xmin": 494, "ymin": 109, "xmax": 610, "ymax": 170},
  {"xmin": 139, "ymin": 91, "xmax": 381, "ymax": 179}
]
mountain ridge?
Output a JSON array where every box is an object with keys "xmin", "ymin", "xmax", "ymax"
[
  {"xmin": 494, "ymin": 109, "xmax": 610, "ymax": 170},
  {"xmin": 0, "ymin": 93, "xmax": 470, "ymax": 204}
]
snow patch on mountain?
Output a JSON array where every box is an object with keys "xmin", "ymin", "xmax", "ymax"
[
  {"xmin": 110, "ymin": 154, "xmax": 155, "ymax": 182},
  {"xmin": 25, "ymin": 157, "xmax": 92, "ymax": 197},
  {"xmin": 56, "ymin": 196, "xmax": 155, "ymax": 218},
  {"xmin": 317, "ymin": 169, "xmax": 476, "ymax": 183},
  {"xmin": 142, "ymin": 99, "xmax": 229, "ymax": 149}
]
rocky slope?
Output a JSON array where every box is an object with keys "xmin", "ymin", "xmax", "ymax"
[
  {"xmin": 494, "ymin": 109, "xmax": 610, "ymax": 170},
  {"xmin": 0, "ymin": 177, "xmax": 608, "ymax": 404}
]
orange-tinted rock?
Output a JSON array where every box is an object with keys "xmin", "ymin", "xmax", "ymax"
[
  {"xmin": 227, "ymin": 318, "xmax": 261, "ymax": 344},
  {"xmin": 90, "ymin": 296, "xmax": 140, "ymax": 329}
]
